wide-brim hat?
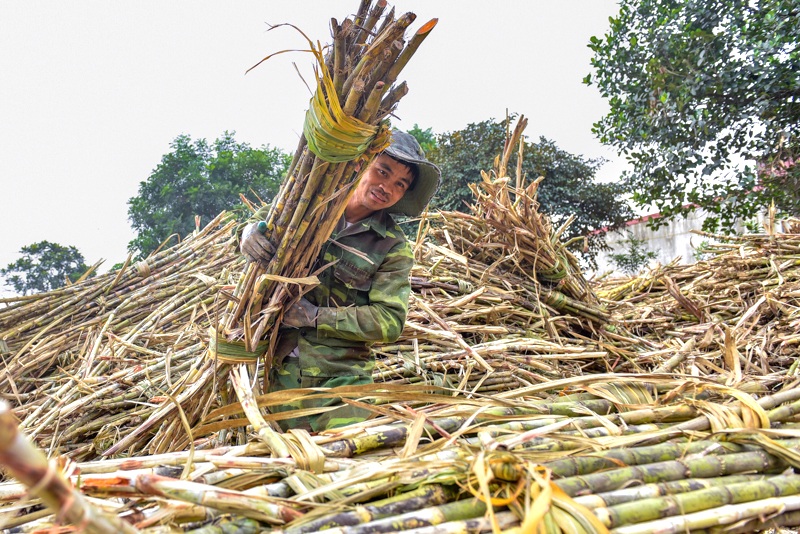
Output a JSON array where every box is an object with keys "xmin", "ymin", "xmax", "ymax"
[{"xmin": 382, "ymin": 130, "xmax": 441, "ymax": 217}]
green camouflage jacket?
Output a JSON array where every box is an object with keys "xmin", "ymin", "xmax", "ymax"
[{"xmin": 277, "ymin": 210, "xmax": 413, "ymax": 378}]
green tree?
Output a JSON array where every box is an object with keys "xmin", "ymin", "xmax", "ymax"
[
  {"xmin": 407, "ymin": 124, "xmax": 437, "ymax": 154},
  {"xmin": 127, "ymin": 132, "xmax": 290, "ymax": 257},
  {"xmin": 587, "ymin": 0, "xmax": 800, "ymax": 232},
  {"xmin": 426, "ymin": 117, "xmax": 635, "ymax": 262},
  {"xmin": 608, "ymin": 232, "xmax": 657, "ymax": 275},
  {"xmin": 1, "ymin": 241, "xmax": 94, "ymax": 295}
]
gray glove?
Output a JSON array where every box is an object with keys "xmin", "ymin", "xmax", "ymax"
[
  {"xmin": 283, "ymin": 298, "xmax": 319, "ymax": 328},
  {"xmin": 241, "ymin": 221, "xmax": 276, "ymax": 265}
]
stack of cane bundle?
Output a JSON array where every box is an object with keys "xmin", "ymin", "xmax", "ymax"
[
  {"xmin": 427, "ymin": 117, "xmax": 608, "ymax": 326},
  {"xmin": 218, "ymin": 1, "xmax": 437, "ymax": 358}
]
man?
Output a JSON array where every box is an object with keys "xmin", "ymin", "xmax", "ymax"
[{"xmin": 241, "ymin": 130, "xmax": 440, "ymax": 432}]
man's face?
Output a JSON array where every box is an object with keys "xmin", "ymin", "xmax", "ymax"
[{"xmin": 350, "ymin": 154, "xmax": 414, "ymax": 214}]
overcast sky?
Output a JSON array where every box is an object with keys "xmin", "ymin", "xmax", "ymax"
[{"xmin": 0, "ymin": 1, "xmax": 624, "ymax": 294}]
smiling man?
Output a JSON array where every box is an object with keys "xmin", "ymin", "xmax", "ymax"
[{"xmin": 241, "ymin": 130, "xmax": 440, "ymax": 432}]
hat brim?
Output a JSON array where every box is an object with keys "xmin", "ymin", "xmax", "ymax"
[{"xmin": 383, "ymin": 149, "xmax": 441, "ymax": 217}]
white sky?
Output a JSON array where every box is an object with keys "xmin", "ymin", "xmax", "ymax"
[{"xmin": 0, "ymin": 1, "xmax": 624, "ymax": 292}]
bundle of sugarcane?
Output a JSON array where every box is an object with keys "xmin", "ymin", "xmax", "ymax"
[
  {"xmin": 426, "ymin": 118, "xmax": 605, "ymax": 330},
  {"xmin": 8, "ymin": 374, "xmax": 800, "ymax": 532},
  {"xmin": 218, "ymin": 1, "xmax": 438, "ymax": 355}
]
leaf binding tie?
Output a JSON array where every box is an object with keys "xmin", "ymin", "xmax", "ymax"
[{"xmin": 303, "ymin": 47, "xmax": 390, "ymax": 162}]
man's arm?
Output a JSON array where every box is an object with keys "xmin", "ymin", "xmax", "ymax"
[{"xmin": 315, "ymin": 240, "xmax": 413, "ymax": 344}]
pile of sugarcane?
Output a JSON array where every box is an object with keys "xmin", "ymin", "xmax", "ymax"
[
  {"xmin": 0, "ymin": 213, "xmax": 244, "ymax": 460},
  {"xmin": 0, "ymin": 212, "xmax": 619, "ymax": 464},
  {"xmin": 595, "ymin": 223, "xmax": 800, "ymax": 377},
  {"xmin": 4, "ymin": 1, "xmax": 800, "ymax": 529},
  {"xmin": 7, "ymin": 373, "xmax": 800, "ymax": 533},
  {"xmin": 4, "ymin": 152, "xmax": 800, "ymax": 533}
]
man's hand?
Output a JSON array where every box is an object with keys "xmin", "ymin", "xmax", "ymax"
[
  {"xmin": 242, "ymin": 221, "xmax": 276, "ymax": 265},
  {"xmin": 283, "ymin": 298, "xmax": 319, "ymax": 328}
]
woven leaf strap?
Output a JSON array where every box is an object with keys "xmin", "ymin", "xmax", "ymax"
[{"xmin": 303, "ymin": 43, "xmax": 390, "ymax": 162}]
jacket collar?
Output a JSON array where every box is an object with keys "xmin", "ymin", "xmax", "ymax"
[{"xmin": 338, "ymin": 209, "xmax": 394, "ymax": 239}]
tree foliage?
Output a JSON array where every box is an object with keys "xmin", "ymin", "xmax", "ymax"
[
  {"xmin": 407, "ymin": 123, "xmax": 437, "ymax": 154},
  {"xmin": 127, "ymin": 132, "xmax": 290, "ymax": 257},
  {"xmin": 425, "ymin": 117, "xmax": 635, "ymax": 262},
  {"xmin": 1, "ymin": 241, "xmax": 94, "ymax": 295},
  {"xmin": 587, "ymin": 0, "xmax": 800, "ymax": 231},
  {"xmin": 608, "ymin": 232, "xmax": 657, "ymax": 274}
]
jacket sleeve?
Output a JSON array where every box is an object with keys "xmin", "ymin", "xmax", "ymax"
[{"xmin": 314, "ymin": 239, "xmax": 413, "ymax": 343}]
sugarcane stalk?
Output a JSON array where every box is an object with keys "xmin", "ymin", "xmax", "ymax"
[
  {"xmin": 545, "ymin": 439, "xmax": 753, "ymax": 479},
  {"xmin": 285, "ymin": 484, "xmax": 459, "ymax": 533},
  {"xmin": 134, "ymin": 473, "xmax": 302, "ymax": 525},
  {"xmin": 351, "ymin": 0, "xmax": 371, "ymax": 30},
  {"xmin": 0, "ymin": 401, "xmax": 140, "ymax": 534},
  {"xmin": 330, "ymin": 18, "xmax": 346, "ymax": 95},
  {"xmin": 318, "ymin": 497, "xmax": 490, "ymax": 534},
  {"xmin": 610, "ymin": 494, "xmax": 800, "ymax": 534},
  {"xmin": 372, "ymin": 6, "xmax": 395, "ymax": 43},
  {"xmin": 380, "ymin": 18, "xmax": 438, "ymax": 89},
  {"xmin": 572, "ymin": 474, "xmax": 765, "ymax": 510},
  {"xmin": 377, "ymin": 80, "xmax": 408, "ymax": 120},
  {"xmin": 596, "ymin": 474, "xmax": 800, "ymax": 528},
  {"xmin": 555, "ymin": 448, "xmax": 787, "ymax": 498},
  {"xmin": 352, "ymin": 0, "xmax": 387, "ymax": 49},
  {"xmin": 697, "ymin": 508, "xmax": 800, "ymax": 534}
]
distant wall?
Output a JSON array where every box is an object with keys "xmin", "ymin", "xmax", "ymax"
[{"xmin": 592, "ymin": 209, "xmax": 764, "ymax": 275}]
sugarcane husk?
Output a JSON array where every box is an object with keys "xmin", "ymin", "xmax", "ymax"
[{"xmin": 229, "ymin": 364, "xmax": 290, "ymax": 458}]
